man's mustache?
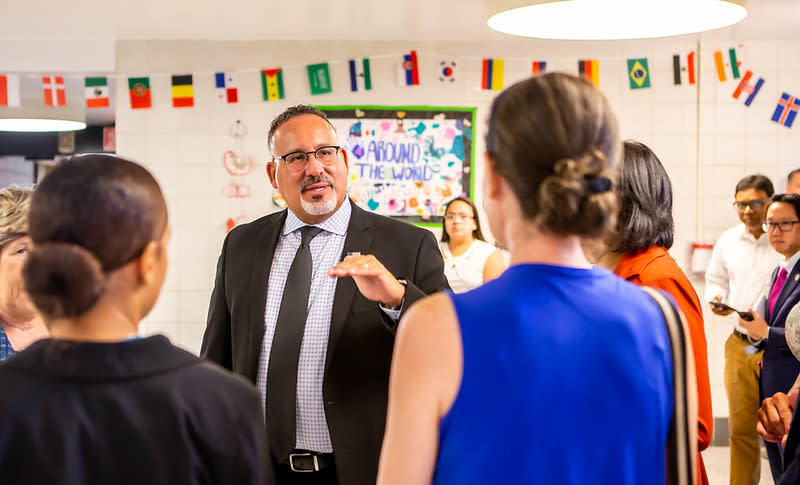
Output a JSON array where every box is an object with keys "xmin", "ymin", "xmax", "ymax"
[{"xmin": 300, "ymin": 175, "xmax": 335, "ymax": 191}]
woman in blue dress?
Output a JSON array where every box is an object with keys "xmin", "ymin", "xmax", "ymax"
[{"xmin": 377, "ymin": 72, "xmax": 679, "ymax": 485}]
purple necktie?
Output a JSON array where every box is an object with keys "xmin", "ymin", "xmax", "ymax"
[{"xmin": 769, "ymin": 267, "xmax": 789, "ymax": 316}]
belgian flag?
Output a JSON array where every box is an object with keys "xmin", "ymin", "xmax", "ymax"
[{"xmin": 171, "ymin": 74, "xmax": 194, "ymax": 108}]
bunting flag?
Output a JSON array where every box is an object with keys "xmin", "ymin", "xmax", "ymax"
[
  {"xmin": 348, "ymin": 58, "xmax": 372, "ymax": 92},
  {"xmin": 481, "ymin": 58, "xmax": 504, "ymax": 91},
  {"xmin": 215, "ymin": 72, "xmax": 238, "ymax": 104},
  {"xmin": 531, "ymin": 61, "xmax": 546, "ymax": 75},
  {"xmin": 0, "ymin": 74, "xmax": 20, "ymax": 107},
  {"xmin": 627, "ymin": 58, "xmax": 651, "ymax": 90},
  {"xmin": 771, "ymin": 92, "xmax": 800, "ymax": 128},
  {"xmin": 307, "ymin": 63, "xmax": 332, "ymax": 95},
  {"xmin": 171, "ymin": 74, "xmax": 194, "ymax": 108},
  {"xmin": 672, "ymin": 52, "xmax": 696, "ymax": 85},
  {"xmin": 438, "ymin": 59, "xmax": 457, "ymax": 83},
  {"xmin": 399, "ymin": 51, "xmax": 419, "ymax": 86},
  {"xmin": 42, "ymin": 76, "xmax": 66, "ymax": 106},
  {"xmin": 714, "ymin": 47, "xmax": 742, "ymax": 82},
  {"xmin": 732, "ymin": 70, "xmax": 764, "ymax": 106},
  {"xmin": 84, "ymin": 77, "xmax": 109, "ymax": 109},
  {"xmin": 578, "ymin": 59, "xmax": 599, "ymax": 88},
  {"xmin": 261, "ymin": 68, "xmax": 285, "ymax": 101},
  {"xmin": 128, "ymin": 77, "xmax": 152, "ymax": 109}
]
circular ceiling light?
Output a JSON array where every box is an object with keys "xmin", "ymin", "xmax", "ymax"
[
  {"xmin": 0, "ymin": 118, "xmax": 87, "ymax": 132},
  {"xmin": 488, "ymin": 0, "xmax": 748, "ymax": 40}
]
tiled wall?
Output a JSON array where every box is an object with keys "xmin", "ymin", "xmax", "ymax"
[
  {"xmin": 0, "ymin": 156, "xmax": 34, "ymax": 187},
  {"xmin": 115, "ymin": 39, "xmax": 800, "ymax": 420}
]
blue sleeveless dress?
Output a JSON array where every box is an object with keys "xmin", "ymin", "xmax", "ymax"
[{"xmin": 433, "ymin": 264, "xmax": 673, "ymax": 485}]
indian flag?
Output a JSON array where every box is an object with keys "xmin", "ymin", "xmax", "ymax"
[
  {"xmin": 85, "ymin": 77, "xmax": 109, "ymax": 109},
  {"xmin": 261, "ymin": 68, "xmax": 285, "ymax": 101}
]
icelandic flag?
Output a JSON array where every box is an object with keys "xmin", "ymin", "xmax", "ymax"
[
  {"xmin": 732, "ymin": 70, "xmax": 764, "ymax": 106},
  {"xmin": 771, "ymin": 92, "xmax": 800, "ymax": 128},
  {"xmin": 348, "ymin": 58, "xmax": 372, "ymax": 92},
  {"xmin": 399, "ymin": 51, "xmax": 419, "ymax": 86},
  {"xmin": 215, "ymin": 72, "xmax": 238, "ymax": 103}
]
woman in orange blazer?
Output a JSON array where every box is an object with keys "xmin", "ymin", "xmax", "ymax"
[{"xmin": 586, "ymin": 140, "xmax": 713, "ymax": 485}]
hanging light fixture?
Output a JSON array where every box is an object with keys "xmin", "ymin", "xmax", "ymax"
[
  {"xmin": 488, "ymin": 0, "xmax": 748, "ymax": 40},
  {"xmin": 0, "ymin": 75, "xmax": 86, "ymax": 132}
]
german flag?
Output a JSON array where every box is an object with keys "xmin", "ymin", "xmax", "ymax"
[
  {"xmin": 578, "ymin": 59, "xmax": 599, "ymax": 88},
  {"xmin": 171, "ymin": 74, "xmax": 194, "ymax": 108}
]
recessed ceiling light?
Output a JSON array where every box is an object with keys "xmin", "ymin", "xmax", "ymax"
[
  {"xmin": 0, "ymin": 119, "xmax": 87, "ymax": 132},
  {"xmin": 488, "ymin": 0, "xmax": 748, "ymax": 40}
]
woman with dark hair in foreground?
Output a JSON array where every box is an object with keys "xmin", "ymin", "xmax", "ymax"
[{"xmin": 0, "ymin": 154, "xmax": 272, "ymax": 485}]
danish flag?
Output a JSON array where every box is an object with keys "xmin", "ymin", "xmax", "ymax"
[{"xmin": 42, "ymin": 76, "xmax": 66, "ymax": 106}]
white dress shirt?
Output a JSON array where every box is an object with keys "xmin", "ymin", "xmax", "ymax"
[{"xmin": 705, "ymin": 223, "xmax": 781, "ymax": 332}]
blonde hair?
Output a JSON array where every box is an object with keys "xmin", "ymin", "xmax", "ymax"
[{"xmin": 0, "ymin": 186, "xmax": 32, "ymax": 248}]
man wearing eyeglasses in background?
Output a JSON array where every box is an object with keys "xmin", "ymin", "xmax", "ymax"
[
  {"xmin": 738, "ymin": 193, "xmax": 800, "ymax": 481},
  {"xmin": 705, "ymin": 174, "xmax": 781, "ymax": 485},
  {"xmin": 201, "ymin": 105, "xmax": 448, "ymax": 485}
]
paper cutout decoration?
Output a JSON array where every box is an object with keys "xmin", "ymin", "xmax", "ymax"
[
  {"xmin": 85, "ymin": 77, "xmax": 109, "ymax": 109},
  {"xmin": 349, "ymin": 58, "xmax": 372, "ymax": 92},
  {"xmin": 0, "ymin": 74, "xmax": 20, "ymax": 107},
  {"xmin": 128, "ymin": 77, "xmax": 152, "ymax": 109},
  {"xmin": 714, "ymin": 47, "xmax": 742, "ymax": 82},
  {"xmin": 732, "ymin": 70, "xmax": 764, "ymax": 106},
  {"xmin": 771, "ymin": 92, "xmax": 800, "ymax": 128},
  {"xmin": 672, "ymin": 52, "xmax": 696, "ymax": 85},
  {"xmin": 481, "ymin": 58, "xmax": 504, "ymax": 91},
  {"xmin": 261, "ymin": 68, "xmax": 285, "ymax": 101},
  {"xmin": 215, "ymin": 72, "xmax": 238, "ymax": 104},
  {"xmin": 171, "ymin": 74, "xmax": 194, "ymax": 108},
  {"xmin": 531, "ymin": 61, "xmax": 546, "ymax": 75},
  {"xmin": 42, "ymin": 76, "xmax": 66, "ymax": 106},
  {"xmin": 627, "ymin": 58, "xmax": 651, "ymax": 90},
  {"xmin": 578, "ymin": 59, "xmax": 599, "ymax": 88},
  {"xmin": 307, "ymin": 63, "xmax": 332, "ymax": 95},
  {"xmin": 400, "ymin": 51, "xmax": 420, "ymax": 86},
  {"xmin": 439, "ymin": 59, "xmax": 457, "ymax": 83}
]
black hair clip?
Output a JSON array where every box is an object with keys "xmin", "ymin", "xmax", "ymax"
[{"xmin": 587, "ymin": 176, "xmax": 612, "ymax": 194}]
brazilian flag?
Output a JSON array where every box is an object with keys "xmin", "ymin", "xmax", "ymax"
[{"xmin": 628, "ymin": 58, "xmax": 651, "ymax": 90}]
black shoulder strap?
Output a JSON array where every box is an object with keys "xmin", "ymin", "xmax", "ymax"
[{"xmin": 641, "ymin": 287, "xmax": 698, "ymax": 485}]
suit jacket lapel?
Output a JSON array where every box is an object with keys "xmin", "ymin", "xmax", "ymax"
[
  {"xmin": 325, "ymin": 200, "xmax": 372, "ymax": 372},
  {"xmin": 774, "ymin": 265, "xmax": 800, "ymax": 325},
  {"xmin": 248, "ymin": 210, "xmax": 286, "ymax": 380}
]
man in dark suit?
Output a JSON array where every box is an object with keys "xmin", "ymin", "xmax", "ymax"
[
  {"xmin": 741, "ymin": 193, "xmax": 800, "ymax": 481},
  {"xmin": 200, "ymin": 105, "xmax": 449, "ymax": 485}
]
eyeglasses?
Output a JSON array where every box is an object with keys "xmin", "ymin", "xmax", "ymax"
[
  {"xmin": 444, "ymin": 213, "xmax": 474, "ymax": 221},
  {"xmin": 763, "ymin": 220, "xmax": 800, "ymax": 232},
  {"xmin": 274, "ymin": 146, "xmax": 341, "ymax": 172},
  {"xmin": 733, "ymin": 199, "xmax": 768, "ymax": 211}
]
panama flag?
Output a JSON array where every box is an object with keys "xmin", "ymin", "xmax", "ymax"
[
  {"xmin": 348, "ymin": 58, "xmax": 372, "ymax": 92},
  {"xmin": 42, "ymin": 76, "xmax": 66, "ymax": 106},
  {"xmin": 399, "ymin": 51, "xmax": 419, "ymax": 86},
  {"xmin": 531, "ymin": 61, "xmax": 546, "ymax": 75},
  {"xmin": 771, "ymin": 92, "xmax": 800, "ymax": 128},
  {"xmin": 215, "ymin": 72, "xmax": 238, "ymax": 103},
  {"xmin": 731, "ymin": 70, "xmax": 764, "ymax": 106},
  {"xmin": 481, "ymin": 58, "xmax": 505, "ymax": 91},
  {"xmin": 0, "ymin": 74, "xmax": 20, "ymax": 107},
  {"xmin": 714, "ymin": 47, "xmax": 742, "ymax": 82},
  {"xmin": 672, "ymin": 52, "xmax": 696, "ymax": 85},
  {"xmin": 85, "ymin": 77, "xmax": 109, "ymax": 109}
]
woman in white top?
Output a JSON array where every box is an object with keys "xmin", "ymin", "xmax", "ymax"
[{"xmin": 440, "ymin": 196, "xmax": 506, "ymax": 293}]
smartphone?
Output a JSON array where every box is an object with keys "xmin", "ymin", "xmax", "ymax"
[{"xmin": 708, "ymin": 301, "xmax": 754, "ymax": 321}]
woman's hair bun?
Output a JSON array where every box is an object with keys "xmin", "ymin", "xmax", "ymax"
[
  {"xmin": 537, "ymin": 150, "xmax": 617, "ymax": 238},
  {"xmin": 23, "ymin": 242, "xmax": 105, "ymax": 319}
]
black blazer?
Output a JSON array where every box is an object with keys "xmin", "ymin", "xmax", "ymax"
[
  {"xmin": 779, "ymin": 393, "xmax": 800, "ymax": 484},
  {"xmin": 762, "ymin": 263, "xmax": 800, "ymax": 400},
  {"xmin": 200, "ymin": 200, "xmax": 449, "ymax": 485}
]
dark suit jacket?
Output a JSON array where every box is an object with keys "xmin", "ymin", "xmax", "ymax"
[
  {"xmin": 0, "ymin": 336, "xmax": 272, "ymax": 485},
  {"xmin": 200, "ymin": 200, "xmax": 449, "ymax": 485},
  {"xmin": 762, "ymin": 263, "xmax": 800, "ymax": 400}
]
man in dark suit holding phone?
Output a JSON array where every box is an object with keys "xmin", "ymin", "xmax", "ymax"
[
  {"xmin": 740, "ymin": 193, "xmax": 800, "ymax": 481},
  {"xmin": 200, "ymin": 105, "xmax": 448, "ymax": 485}
]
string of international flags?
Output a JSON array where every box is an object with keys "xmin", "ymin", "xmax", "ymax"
[{"xmin": 0, "ymin": 46, "xmax": 798, "ymax": 128}]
